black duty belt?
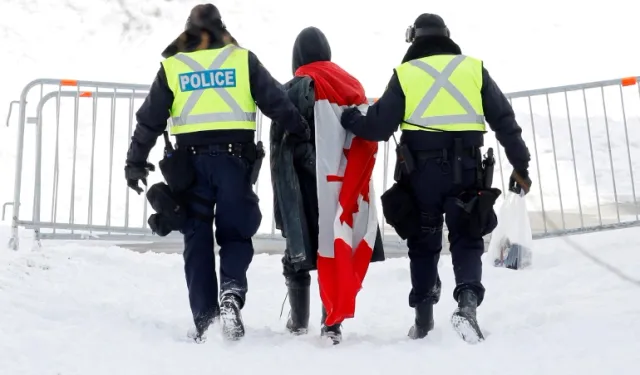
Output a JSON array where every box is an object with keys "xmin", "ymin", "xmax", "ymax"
[
  {"xmin": 416, "ymin": 140, "xmax": 481, "ymax": 185},
  {"xmin": 415, "ymin": 147, "xmax": 478, "ymax": 161},
  {"xmin": 178, "ymin": 142, "xmax": 258, "ymax": 162}
]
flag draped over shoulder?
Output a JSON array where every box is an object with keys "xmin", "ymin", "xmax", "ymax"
[{"xmin": 294, "ymin": 61, "xmax": 379, "ymax": 326}]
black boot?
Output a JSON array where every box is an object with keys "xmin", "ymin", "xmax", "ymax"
[
  {"xmin": 320, "ymin": 306, "xmax": 342, "ymax": 344},
  {"xmin": 451, "ymin": 289, "xmax": 484, "ymax": 344},
  {"xmin": 187, "ymin": 306, "xmax": 220, "ymax": 343},
  {"xmin": 408, "ymin": 300, "xmax": 434, "ymax": 339},
  {"xmin": 285, "ymin": 280, "xmax": 310, "ymax": 335},
  {"xmin": 220, "ymin": 294, "xmax": 245, "ymax": 341}
]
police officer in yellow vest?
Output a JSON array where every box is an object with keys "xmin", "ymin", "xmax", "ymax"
[
  {"xmin": 340, "ymin": 14, "xmax": 532, "ymax": 343},
  {"xmin": 125, "ymin": 4, "xmax": 310, "ymax": 343}
]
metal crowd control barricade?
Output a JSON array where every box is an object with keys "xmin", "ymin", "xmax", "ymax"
[
  {"xmin": 5, "ymin": 75, "xmax": 640, "ymax": 253},
  {"xmin": 5, "ymin": 79, "xmax": 151, "ymax": 250},
  {"xmin": 503, "ymin": 76, "xmax": 640, "ymax": 239},
  {"xmin": 3, "ymin": 78, "xmax": 274, "ymax": 251}
]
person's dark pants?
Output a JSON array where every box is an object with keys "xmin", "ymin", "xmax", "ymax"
[
  {"xmin": 406, "ymin": 151, "xmax": 486, "ymax": 308},
  {"xmin": 180, "ymin": 149, "xmax": 261, "ymax": 328},
  {"xmin": 282, "ymin": 253, "xmax": 312, "ymax": 287}
]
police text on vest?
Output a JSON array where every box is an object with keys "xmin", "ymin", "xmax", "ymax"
[{"xmin": 179, "ymin": 69, "xmax": 237, "ymax": 92}]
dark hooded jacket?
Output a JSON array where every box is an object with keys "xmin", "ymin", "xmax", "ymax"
[
  {"xmin": 270, "ymin": 27, "xmax": 385, "ymax": 273},
  {"xmin": 341, "ymin": 35, "xmax": 531, "ymax": 174}
]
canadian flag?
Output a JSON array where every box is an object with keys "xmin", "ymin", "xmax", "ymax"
[{"xmin": 295, "ymin": 61, "xmax": 379, "ymax": 326}]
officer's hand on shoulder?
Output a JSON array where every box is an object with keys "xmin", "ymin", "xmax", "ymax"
[
  {"xmin": 509, "ymin": 169, "xmax": 532, "ymax": 195},
  {"xmin": 284, "ymin": 128, "xmax": 310, "ymax": 145},
  {"xmin": 340, "ymin": 106, "xmax": 362, "ymax": 129},
  {"xmin": 125, "ymin": 161, "xmax": 155, "ymax": 195},
  {"xmin": 285, "ymin": 116, "xmax": 311, "ymax": 144}
]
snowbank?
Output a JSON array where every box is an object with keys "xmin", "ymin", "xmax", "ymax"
[{"xmin": 1, "ymin": 225, "xmax": 639, "ymax": 374}]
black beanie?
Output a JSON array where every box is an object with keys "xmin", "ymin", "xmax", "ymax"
[{"xmin": 413, "ymin": 13, "xmax": 450, "ymax": 38}]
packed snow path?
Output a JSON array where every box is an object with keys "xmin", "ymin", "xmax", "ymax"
[{"xmin": 1, "ymin": 227, "xmax": 639, "ymax": 375}]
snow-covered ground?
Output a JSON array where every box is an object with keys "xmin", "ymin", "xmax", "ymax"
[
  {"xmin": 2, "ymin": 226, "xmax": 640, "ymax": 374},
  {"xmin": 2, "ymin": 1, "xmax": 640, "ymax": 373}
]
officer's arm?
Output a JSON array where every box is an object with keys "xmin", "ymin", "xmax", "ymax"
[
  {"xmin": 126, "ymin": 65, "xmax": 174, "ymax": 165},
  {"xmin": 481, "ymin": 66, "xmax": 531, "ymax": 172},
  {"xmin": 247, "ymin": 51, "xmax": 307, "ymax": 136},
  {"xmin": 341, "ymin": 71, "xmax": 405, "ymax": 142}
]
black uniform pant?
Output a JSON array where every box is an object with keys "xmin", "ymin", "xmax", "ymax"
[
  {"xmin": 180, "ymin": 148, "xmax": 262, "ymax": 328},
  {"xmin": 406, "ymin": 151, "xmax": 486, "ymax": 308}
]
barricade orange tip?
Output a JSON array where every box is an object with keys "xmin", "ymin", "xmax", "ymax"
[
  {"xmin": 60, "ymin": 79, "xmax": 78, "ymax": 86},
  {"xmin": 79, "ymin": 92, "xmax": 92, "ymax": 97},
  {"xmin": 621, "ymin": 77, "xmax": 637, "ymax": 86}
]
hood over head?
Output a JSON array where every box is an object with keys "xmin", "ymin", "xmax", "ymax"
[{"xmin": 292, "ymin": 27, "xmax": 331, "ymax": 75}]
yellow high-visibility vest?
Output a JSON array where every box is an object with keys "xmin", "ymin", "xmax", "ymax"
[
  {"xmin": 161, "ymin": 45, "xmax": 257, "ymax": 135},
  {"xmin": 396, "ymin": 54, "xmax": 485, "ymax": 132}
]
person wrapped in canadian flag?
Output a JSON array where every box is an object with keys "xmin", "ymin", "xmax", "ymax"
[{"xmin": 270, "ymin": 26, "xmax": 385, "ymax": 344}]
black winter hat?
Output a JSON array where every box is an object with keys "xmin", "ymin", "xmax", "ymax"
[
  {"xmin": 184, "ymin": 3, "xmax": 224, "ymax": 31},
  {"xmin": 413, "ymin": 13, "xmax": 450, "ymax": 38},
  {"xmin": 162, "ymin": 3, "xmax": 228, "ymax": 58}
]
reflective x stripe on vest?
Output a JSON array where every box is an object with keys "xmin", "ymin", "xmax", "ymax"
[
  {"xmin": 397, "ymin": 55, "xmax": 485, "ymax": 132},
  {"xmin": 164, "ymin": 46, "xmax": 256, "ymax": 134}
]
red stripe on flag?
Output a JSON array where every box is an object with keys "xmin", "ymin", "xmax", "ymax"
[
  {"xmin": 318, "ymin": 238, "xmax": 358, "ymax": 326},
  {"xmin": 352, "ymin": 239, "xmax": 374, "ymax": 283},
  {"xmin": 327, "ymin": 175, "xmax": 343, "ymax": 182},
  {"xmin": 317, "ymin": 237, "xmax": 374, "ymax": 327}
]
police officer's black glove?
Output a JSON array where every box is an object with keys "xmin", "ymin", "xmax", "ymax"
[
  {"xmin": 285, "ymin": 129, "xmax": 310, "ymax": 144},
  {"xmin": 284, "ymin": 117, "xmax": 311, "ymax": 144},
  {"xmin": 340, "ymin": 107, "xmax": 363, "ymax": 130},
  {"xmin": 509, "ymin": 169, "xmax": 532, "ymax": 195},
  {"xmin": 125, "ymin": 161, "xmax": 155, "ymax": 195}
]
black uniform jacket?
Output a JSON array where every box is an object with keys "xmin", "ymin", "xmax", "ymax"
[{"xmin": 341, "ymin": 36, "xmax": 530, "ymax": 173}]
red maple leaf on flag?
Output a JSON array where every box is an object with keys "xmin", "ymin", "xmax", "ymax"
[{"xmin": 326, "ymin": 138, "xmax": 377, "ymax": 228}]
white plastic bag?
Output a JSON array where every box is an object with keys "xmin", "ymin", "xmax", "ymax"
[{"xmin": 488, "ymin": 191, "xmax": 533, "ymax": 270}]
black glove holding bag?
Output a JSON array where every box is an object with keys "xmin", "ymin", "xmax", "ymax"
[{"xmin": 509, "ymin": 169, "xmax": 532, "ymax": 195}]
